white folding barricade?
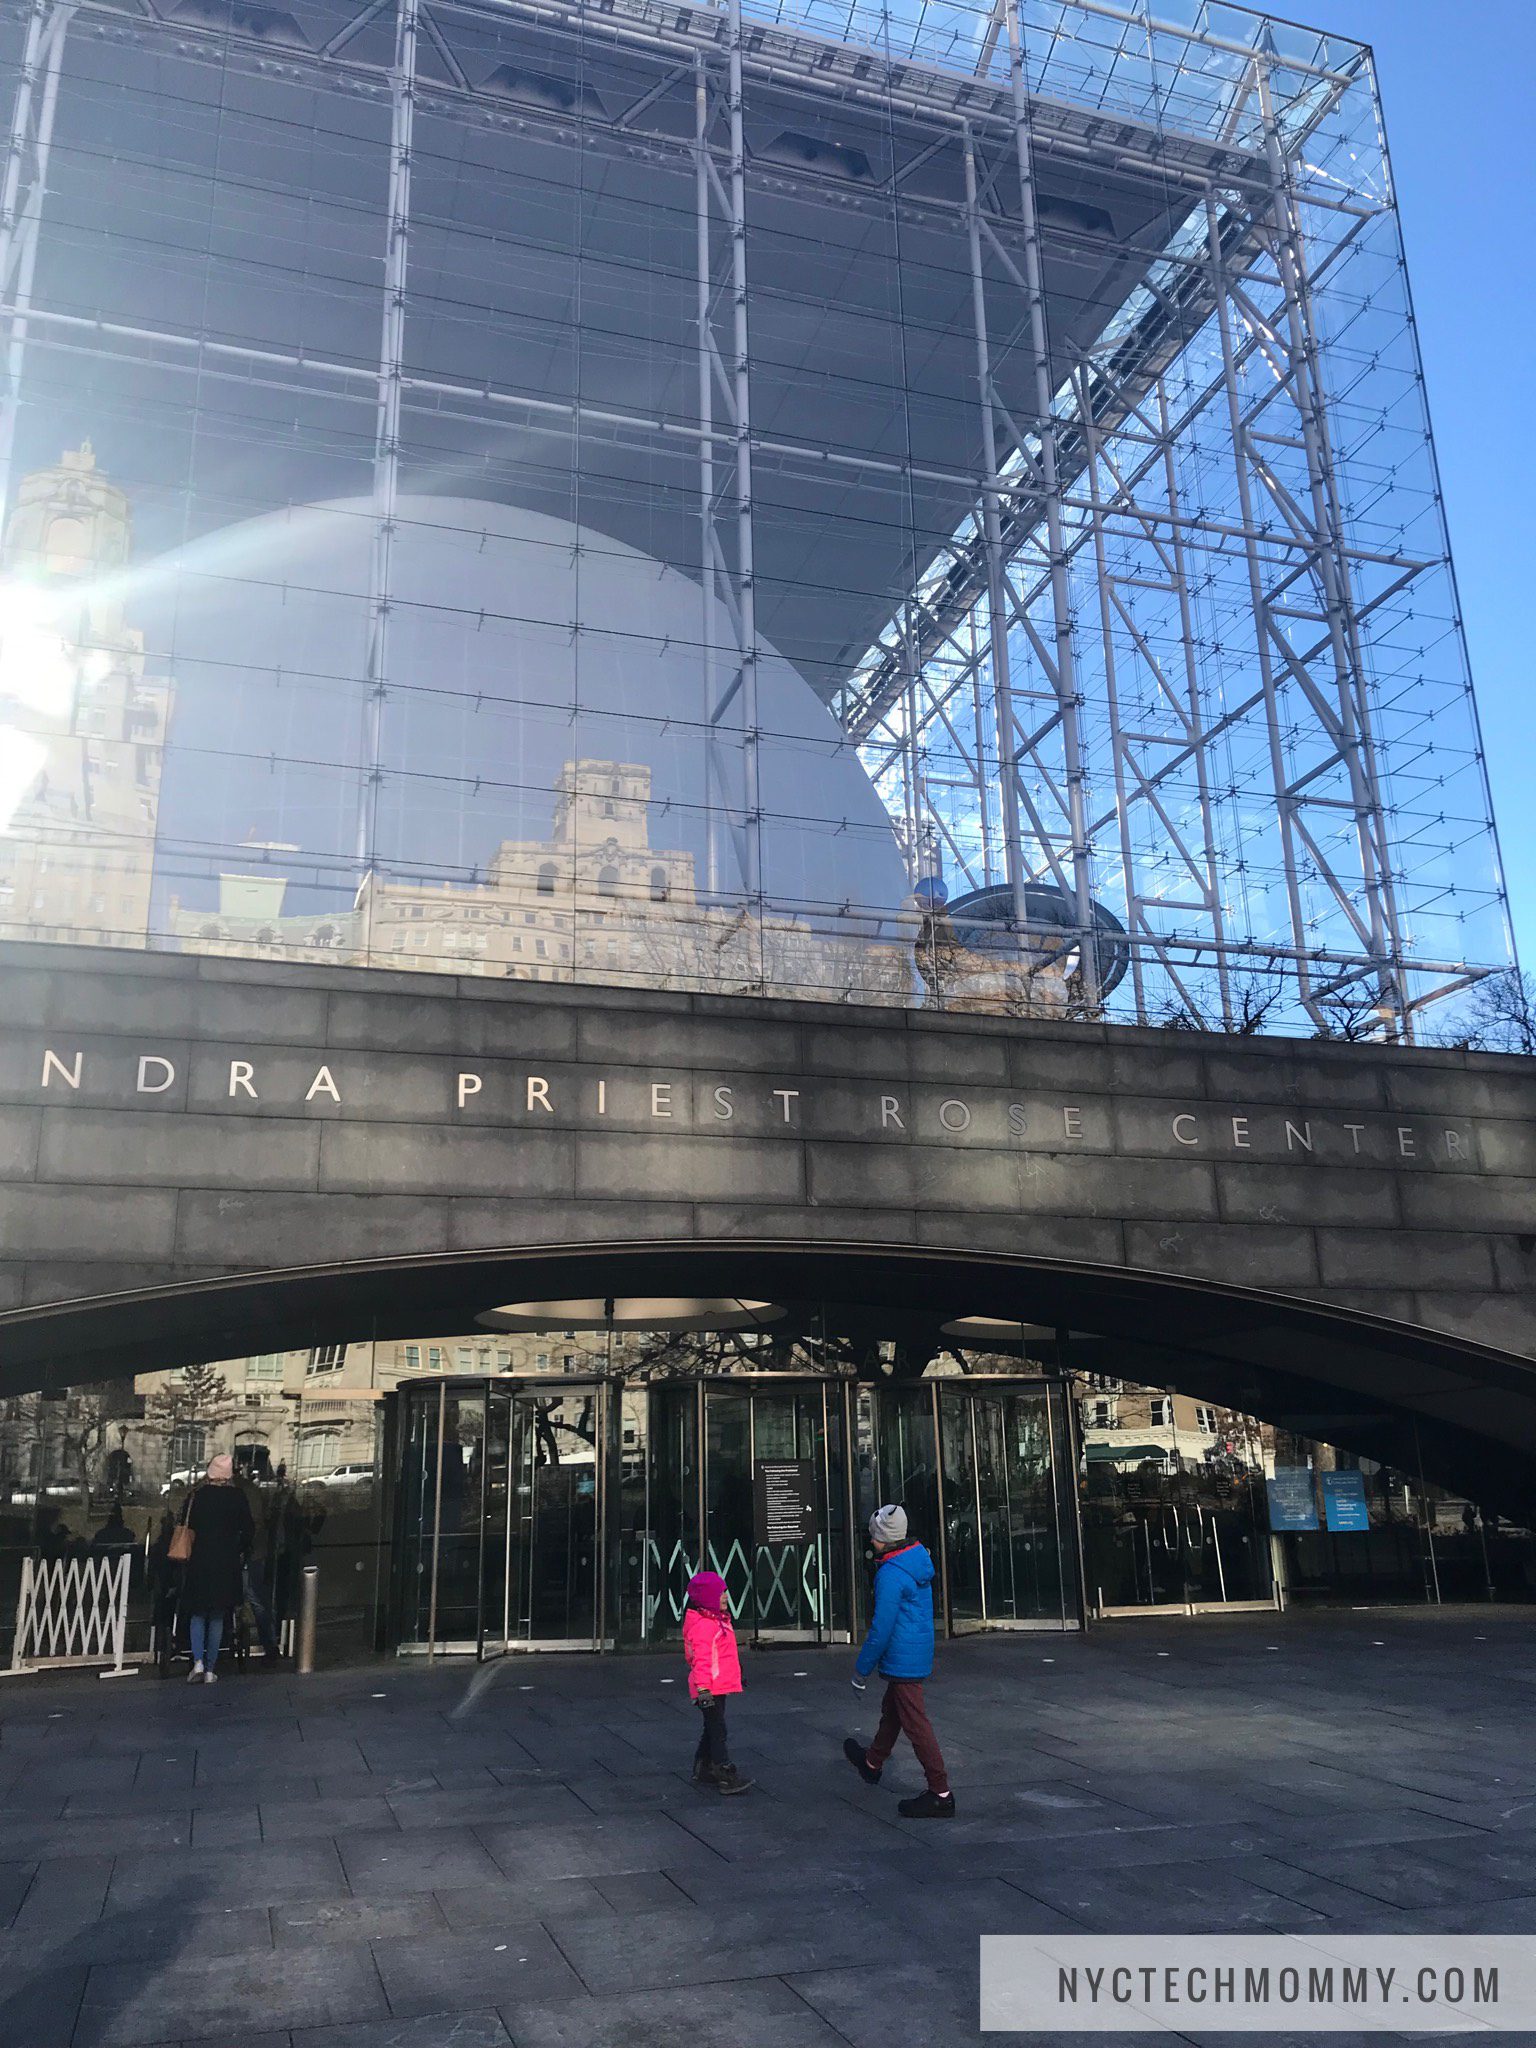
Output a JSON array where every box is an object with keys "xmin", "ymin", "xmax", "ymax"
[{"xmin": 5, "ymin": 1550, "xmax": 138, "ymax": 1678}]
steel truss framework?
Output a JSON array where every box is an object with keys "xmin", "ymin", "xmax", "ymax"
[{"xmin": 0, "ymin": 0, "xmax": 1511, "ymax": 1037}]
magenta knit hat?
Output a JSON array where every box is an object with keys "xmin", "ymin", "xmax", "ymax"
[{"xmin": 687, "ymin": 1570, "xmax": 727, "ymax": 1615}]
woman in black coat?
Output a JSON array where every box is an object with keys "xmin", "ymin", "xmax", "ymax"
[{"xmin": 181, "ymin": 1454, "xmax": 255, "ymax": 1684}]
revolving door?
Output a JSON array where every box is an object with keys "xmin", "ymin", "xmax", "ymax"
[{"xmin": 393, "ymin": 1379, "xmax": 609, "ymax": 1653}]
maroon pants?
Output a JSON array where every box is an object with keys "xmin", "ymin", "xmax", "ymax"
[{"xmin": 865, "ymin": 1678, "xmax": 949, "ymax": 1795}]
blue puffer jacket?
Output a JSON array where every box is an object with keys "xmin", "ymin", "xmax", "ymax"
[{"xmin": 855, "ymin": 1542, "xmax": 937, "ymax": 1680}]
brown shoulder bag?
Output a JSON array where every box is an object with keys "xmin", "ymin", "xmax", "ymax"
[{"xmin": 168, "ymin": 1489, "xmax": 197, "ymax": 1563}]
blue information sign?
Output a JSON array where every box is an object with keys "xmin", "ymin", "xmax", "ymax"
[
  {"xmin": 1266, "ymin": 1470, "xmax": 1319, "ymax": 1532},
  {"xmin": 1321, "ymin": 1469, "xmax": 1371, "ymax": 1533}
]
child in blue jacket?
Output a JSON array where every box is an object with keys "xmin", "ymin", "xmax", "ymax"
[{"xmin": 842, "ymin": 1503, "xmax": 954, "ymax": 1818}]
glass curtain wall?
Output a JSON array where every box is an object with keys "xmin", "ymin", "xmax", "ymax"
[
  {"xmin": 1076, "ymin": 1373, "xmax": 1275, "ymax": 1614},
  {"xmin": 0, "ymin": 0, "xmax": 1508, "ymax": 1040}
]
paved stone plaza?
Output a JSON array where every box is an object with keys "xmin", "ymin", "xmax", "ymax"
[{"xmin": 1, "ymin": 1610, "xmax": 1534, "ymax": 2048}]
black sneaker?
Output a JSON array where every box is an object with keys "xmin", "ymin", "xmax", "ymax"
[
  {"xmin": 843, "ymin": 1737, "xmax": 882, "ymax": 1786},
  {"xmin": 692, "ymin": 1758, "xmax": 717, "ymax": 1786},
  {"xmin": 898, "ymin": 1790, "xmax": 955, "ymax": 1819},
  {"xmin": 714, "ymin": 1764, "xmax": 754, "ymax": 1796}
]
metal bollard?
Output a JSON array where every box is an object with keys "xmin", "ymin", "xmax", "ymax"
[{"xmin": 296, "ymin": 1563, "xmax": 320, "ymax": 1675}]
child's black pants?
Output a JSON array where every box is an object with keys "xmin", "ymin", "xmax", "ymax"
[{"xmin": 694, "ymin": 1698, "xmax": 729, "ymax": 1768}]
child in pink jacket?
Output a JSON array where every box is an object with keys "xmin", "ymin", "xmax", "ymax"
[{"xmin": 682, "ymin": 1569, "xmax": 752, "ymax": 1795}]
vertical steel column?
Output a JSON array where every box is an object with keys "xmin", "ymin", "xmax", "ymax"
[
  {"xmin": 1156, "ymin": 374, "xmax": 1234, "ymax": 1025},
  {"xmin": 694, "ymin": 57, "xmax": 722, "ymax": 898},
  {"xmin": 724, "ymin": 0, "xmax": 761, "ymax": 909},
  {"xmin": 356, "ymin": 0, "xmax": 418, "ymax": 886},
  {"xmin": 1001, "ymin": 0, "xmax": 1098, "ymax": 1003},
  {"xmin": 1256, "ymin": 61, "xmax": 1406, "ymax": 1030},
  {"xmin": 1075, "ymin": 358, "xmax": 1147, "ymax": 1019},
  {"xmin": 961, "ymin": 131, "xmax": 1019, "ymax": 912},
  {"xmin": 0, "ymin": 0, "xmax": 71, "ymax": 527},
  {"xmin": 1204, "ymin": 189, "xmax": 1316, "ymax": 1010}
]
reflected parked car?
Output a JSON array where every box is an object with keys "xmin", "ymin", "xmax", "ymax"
[{"xmin": 319, "ymin": 1463, "xmax": 375, "ymax": 1489}]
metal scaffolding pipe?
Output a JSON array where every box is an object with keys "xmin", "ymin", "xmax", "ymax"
[
  {"xmin": 725, "ymin": 0, "xmax": 762, "ymax": 913},
  {"xmin": 1003, "ymin": 0, "xmax": 1099, "ymax": 1006},
  {"xmin": 356, "ymin": 0, "xmax": 418, "ymax": 888}
]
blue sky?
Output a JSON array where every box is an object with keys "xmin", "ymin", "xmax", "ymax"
[{"xmin": 1314, "ymin": 0, "xmax": 1536, "ymax": 969}]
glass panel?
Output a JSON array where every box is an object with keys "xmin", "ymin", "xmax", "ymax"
[
  {"xmin": 704, "ymin": 1387, "xmax": 754, "ymax": 1622},
  {"xmin": 394, "ymin": 1387, "xmax": 442, "ymax": 1649},
  {"xmin": 937, "ymin": 1389, "xmax": 983, "ymax": 1628},
  {"xmin": 434, "ymin": 1390, "xmax": 486, "ymax": 1646},
  {"xmin": 511, "ymin": 1390, "xmax": 600, "ymax": 1645},
  {"xmin": 645, "ymin": 1384, "xmax": 699, "ymax": 1644},
  {"xmin": 615, "ymin": 1386, "xmax": 650, "ymax": 1648},
  {"xmin": 748, "ymin": 1389, "xmax": 828, "ymax": 1640},
  {"xmin": 1078, "ymin": 1378, "xmax": 1273, "ymax": 1611},
  {"xmin": 481, "ymin": 1386, "xmax": 512, "ymax": 1652},
  {"xmin": 972, "ymin": 1389, "xmax": 1069, "ymax": 1624}
]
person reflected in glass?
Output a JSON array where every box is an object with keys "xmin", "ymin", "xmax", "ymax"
[{"xmin": 180, "ymin": 1453, "xmax": 254, "ymax": 1685}]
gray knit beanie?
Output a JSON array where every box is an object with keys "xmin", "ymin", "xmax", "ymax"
[{"xmin": 869, "ymin": 1503, "xmax": 908, "ymax": 1548}]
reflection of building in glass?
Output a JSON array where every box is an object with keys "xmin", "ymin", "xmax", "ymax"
[
  {"xmin": 0, "ymin": 448, "xmax": 169, "ymax": 947},
  {"xmin": 1077, "ymin": 1377, "xmax": 1273, "ymax": 1477},
  {"xmin": 171, "ymin": 757, "xmax": 923, "ymax": 1003}
]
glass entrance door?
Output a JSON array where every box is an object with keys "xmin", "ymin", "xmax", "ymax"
[
  {"xmin": 394, "ymin": 1379, "xmax": 606, "ymax": 1655},
  {"xmin": 936, "ymin": 1381, "xmax": 1078, "ymax": 1631},
  {"xmin": 704, "ymin": 1382, "xmax": 839, "ymax": 1642},
  {"xmin": 873, "ymin": 1380, "xmax": 1080, "ymax": 1634},
  {"xmin": 489, "ymin": 1385, "xmax": 605, "ymax": 1651}
]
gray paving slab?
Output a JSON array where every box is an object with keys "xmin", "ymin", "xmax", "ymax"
[
  {"xmin": 104, "ymin": 1840, "xmax": 348, "ymax": 1914},
  {"xmin": 786, "ymin": 1960, "xmax": 979, "ymax": 2048},
  {"xmin": 368, "ymin": 1925, "xmax": 586, "ymax": 2017},
  {"xmin": 431, "ymin": 1879, "xmax": 616, "ymax": 1931},
  {"xmin": 336, "ymin": 1826, "xmax": 507, "ymax": 1895},
  {"xmin": 257, "ymin": 1798, "xmax": 399, "ymax": 1842},
  {"xmin": 269, "ymin": 1895, "xmax": 448, "ymax": 1947},
  {"xmin": 474, "ymin": 1813, "xmax": 722, "ymax": 1884},
  {"xmin": 0, "ymin": 1903, "xmax": 274, "ymax": 1968},
  {"xmin": 541, "ymin": 1895, "xmax": 890, "ymax": 1994},
  {"xmin": 498, "ymin": 1977, "xmax": 845, "ymax": 2047},
  {"xmin": 72, "ymin": 1947, "xmax": 386, "ymax": 2048},
  {"xmin": 292, "ymin": 2015, "xmax": 510, "ymax": 2048}
]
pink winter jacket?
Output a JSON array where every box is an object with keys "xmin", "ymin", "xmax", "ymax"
[{"xmin": 682, "ymin": 1605, "xmax": 743, "ymax": 1700}]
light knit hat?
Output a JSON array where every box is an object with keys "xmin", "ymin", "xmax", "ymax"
[
  {"xmin": 206, "ymin": 1453, "xmax": 234, "ymax": 1482},
  {"xmin": 869, "ymin": 1503, "xmax": 908, "ymax": 1548}
]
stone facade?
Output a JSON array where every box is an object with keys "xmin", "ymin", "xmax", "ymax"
[{"xmin": 0, "ymin": 941, "xmax": 1534, "ymax": 1509}]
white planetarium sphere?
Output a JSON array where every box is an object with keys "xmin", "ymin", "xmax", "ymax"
[{"xmin": 156, "ymin": 495, "xmax": 909, "ymax": 925}]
